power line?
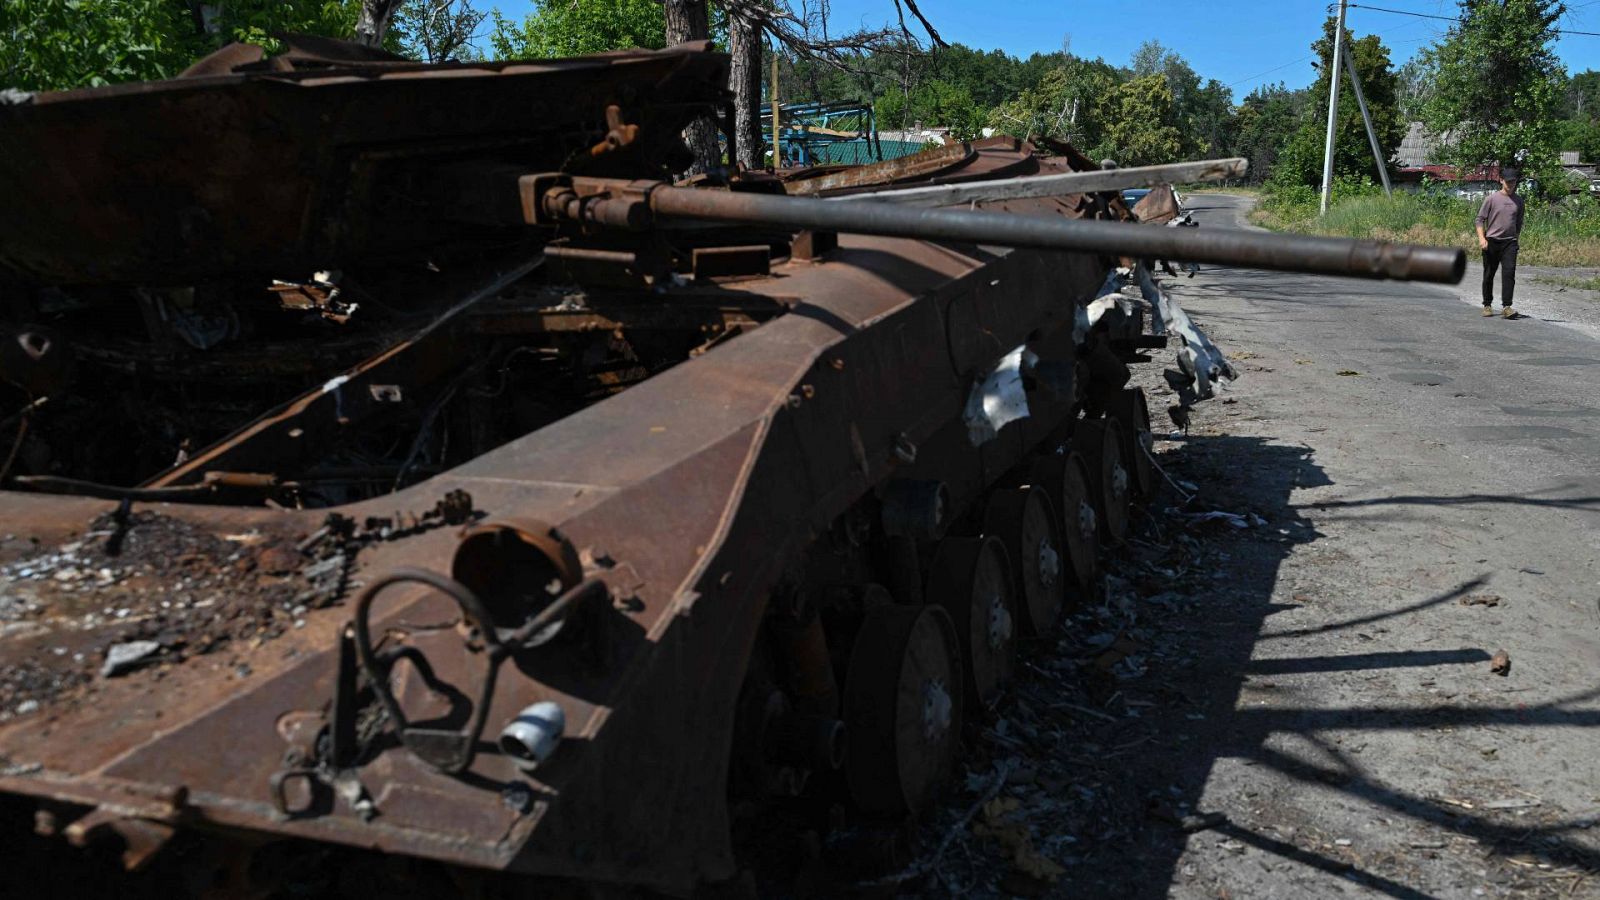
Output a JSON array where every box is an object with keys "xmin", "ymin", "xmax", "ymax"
[
  {"xmin": 1346, "ymin": 3, "xmax": 1600, "ymax": 36},
  {"xmin": 1227, "ymin": 55, "xmax": 1318, "ymax": 88},
  {"xmin": 1229, "ymin": 1, "xmax": 1592, "ymax": 94}
]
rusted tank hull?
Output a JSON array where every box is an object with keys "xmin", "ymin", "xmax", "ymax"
[{"xmin": 0, "ymin": 230, "xmax": 1116, "ymax": 893}]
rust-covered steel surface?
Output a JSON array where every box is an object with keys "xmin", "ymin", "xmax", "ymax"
[{"xmin": 0, "ymin": 37, "xmax": 729, "ymax": 285}]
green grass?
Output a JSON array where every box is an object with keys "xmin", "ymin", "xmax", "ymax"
[{"xmin": 1251, "ymin": 186, "xmax": 1600, "ymax": 268}]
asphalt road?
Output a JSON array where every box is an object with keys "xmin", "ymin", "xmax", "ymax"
[{"xmin": 1120, "ymin": 193, "xmax": 1600, "ymax": 898}]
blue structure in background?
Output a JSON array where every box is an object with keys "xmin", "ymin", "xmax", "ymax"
[{"xmin": 757, "ymin": 101, "xmax": 928, "ymax": 167}]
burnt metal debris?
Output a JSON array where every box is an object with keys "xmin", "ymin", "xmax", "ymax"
[{"xmin": 0, "ymin": 35, "xmax": 1463, "ymax": 895}]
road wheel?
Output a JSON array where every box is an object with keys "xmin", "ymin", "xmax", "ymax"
[
  {"xmin": 1108, "ymin": 387, "xmax": 1156, "ymax": 502},
  {"xmin": 843, "ymin": 604, "xmax": 963, "ymax": 816},
  {"xmin": 924, "ymin": 536, "xmax": 1015, "ymax": 709},
  {"xmin": 981, "ymin": 487, "xmax": 1064, "ymax": 637},
  {"xmin": 1075, "ymin": 418, "xmax": 1131, "ymax": 544},
  {"xmin": 1058, "ymin": 452, "xmax": 1100, "ymax": 601},
  {"xmin": 1026, "ymin": 453, "xmax": 1099, "ymax": 601}
]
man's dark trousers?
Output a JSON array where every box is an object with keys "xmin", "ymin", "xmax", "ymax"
[{"xmin": 1482, "ymin": 238, "xmax": 1518, "ymax": 308}]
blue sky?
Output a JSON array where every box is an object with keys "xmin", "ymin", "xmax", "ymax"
[{"xmin": 487, "ymin": 0, "xmax": 1600, "ymax": 102}]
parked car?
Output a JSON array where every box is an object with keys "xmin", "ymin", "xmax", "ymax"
[{"xmin": 1119, "ymin": 187, "xmax": 1185, "ymax": 211}]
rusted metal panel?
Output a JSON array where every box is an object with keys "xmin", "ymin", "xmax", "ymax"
[
  {"xmin": 1133, "ymin": 184, "xmax": 1183, "ymax": 224},
  {"xmin": 0, "ymin": 42, "xmax": 730, "ymax": 285}
]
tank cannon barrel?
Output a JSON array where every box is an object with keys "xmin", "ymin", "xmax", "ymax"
[{"xmin": 530, "ymin": 176, "xmax": 1465, "ymax": 284}]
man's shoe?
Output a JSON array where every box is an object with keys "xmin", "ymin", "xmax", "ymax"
[
  {"xmin": 1503, "ymin": 306, "xmax": 1517, "ymax": 319},
  {"xmin": 1482, "ymin": 306, "xmax": 1495, "ymax": 316}
]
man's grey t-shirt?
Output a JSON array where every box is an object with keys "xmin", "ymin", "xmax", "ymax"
[{"xmin": 1477, "ymin": 191, "xmax": 1525, "ymax": 241}]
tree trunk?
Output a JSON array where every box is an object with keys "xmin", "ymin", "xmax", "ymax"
[
  {"xmin": 664, "ymin": 0, "xmax": 720, "ymax": 174},
  {"xmin": 354, "ymin": 0, "xmax": 404, "ymax": 47},
  {"xmin": 727, "ymin": 10, "xmax": 763, "ymax": 169}
]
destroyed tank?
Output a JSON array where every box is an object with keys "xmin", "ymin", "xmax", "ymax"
[{"xmin": 0, "ymin": 37, "xmax": 1463, "ymax": 897}]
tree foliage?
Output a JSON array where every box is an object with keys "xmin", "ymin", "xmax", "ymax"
[
  {"xmin": 876, "ymin": 78, "xmax": 984, "ymax": 139},
  {"xmin": 1395, "ymin": 57, "xmax": 1433, "ymax": 121},
  {"xmin": 1419, "ymin": 0, "xmax": 1567, "ymax": 187},
  {"xmin": 1561, "ymin": 69, "xmax": 1600, "ymax": 119},
  {"xmin": 1102, "ymin": 73, "xmax": 1184, "ymax": 166},
  {"xmin": 1269, "ymin": 17, "xmax": 1403, "ymax": 190},
  {"xmin": 393, "ymin": 0, "xmax": 485, "ymax": 62},
  {"xmin": 1232, "ymin": 84, "xmax": 1310, "ymax": 184},
  {"xmin": 988, "ymin": 58, "xmax": 1117, "ymax": 150},
  {"xmin": 0, "ymin": 0, "xmax": 363, "ymax": 91},
  {"xmin": 487, "ymin": 0, "xmax": 666, "ymax": 59}
]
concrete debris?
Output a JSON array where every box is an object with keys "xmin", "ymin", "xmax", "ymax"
[
  {"xmin": 1490, "ymin": 649, "xmax": 1511, "ymax": 676},
  {"xmin": 100, "ymin": 640, "xmax": 161, "ymax": 677}
]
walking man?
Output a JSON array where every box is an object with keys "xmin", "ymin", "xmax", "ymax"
[{"xmin": 1476, "ymin": 166, "xmax": 1524, "ymax": 318}]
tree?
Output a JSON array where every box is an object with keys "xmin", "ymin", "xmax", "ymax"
[
  {"xmin": 392, "ymin": 0, "xmax": 485, "ymax": 62},
  {"xmin": 355, "ymin": 0, "xmax": 404, "ymax": 47},
  {"xmin": 929, "ymin": 44, "xmax": 1023, "ymax": 109},
  {"xmin": 1395, "ymin": 57, "xmax": 1434, "ymax": 121},
  {"xmin": 1556, "ymin": 117, "xmax": 1600, "ymax": 163},
  {"xmin": 1562, "ymin": 70, "xmax": 1600, "ymax": 119},
  {"xmin": 1, "ymin": 0, "xmax": 195, "ymax": 89},
  {"xmin": 0, "ymin": 0, "xmax": 365, "ymax": 91},
  {"xmin": 1230, "ymin": 84, "xmax": 1309, "ymax": 183},
  {"xmin": 988, "ymin": 57, "xmax": 1118, "ymax": 151},
  {"xmin": 1100, "ymin": 74, "xmax": 1184, "ymax": 166},
  {"xmin": 874, "ymin": 78, "xmax": 982, "ymax": 138},
  {"xmin": 488, "ymin": 0, "xmax": 666, "ymax": 58},
  {"xmin": 727, "ymin": 9, "xmax": 762, "ymax": 168},
  {"xmin": 664, "ymin": 0, "xmax": 719, "ymax": 173},
  {"xmin": 1186, "ymin": 78, "xmax": 1235, "ymax": 159},
  {"xmin": 1126, "ymin": 41, "xmax": 1235, "ymax": 158},
  {"xmin": 1419, "ymin": 0, "xmax": 1567, "ymax": 189},
  {"xmin": 1269, "ymin": 17, "xmax": 1403, "ymax": 189}
]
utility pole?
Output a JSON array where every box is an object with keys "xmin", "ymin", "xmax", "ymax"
[
  {"xmin": 1342, "ymin": 41, "xmax": 1392, "ymax": 197},
  {"xmin": 771, "ymin": 52, "xmax": 781, "ymax": 170},
  {"xmin": 1319, "ymin": 0, "xmax": 1348, "ymax": 216}
]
